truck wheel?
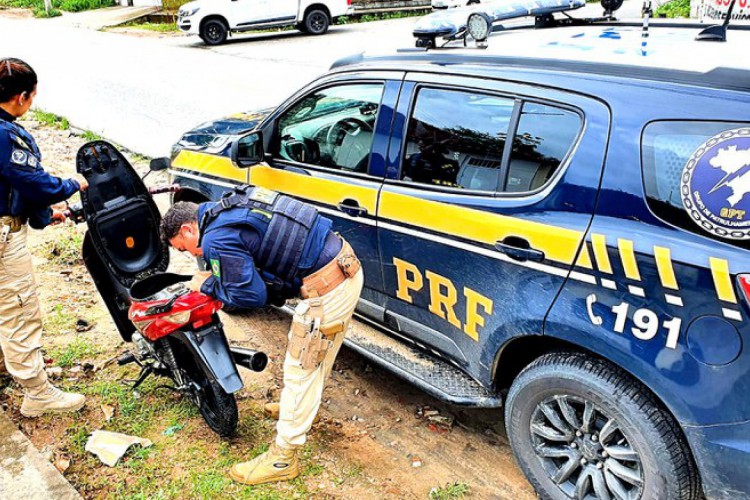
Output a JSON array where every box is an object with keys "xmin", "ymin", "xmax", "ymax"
[
  {"xmin": 505, "ymin": 352, "xmax": 700, "ymax": 500},
  {"xmin": 304, "ymin": 9, "xmax": 329, "ymax": 35},
  {"xmin": 200, "ymin": 19, "xmax": 228, "ymax": 45}
]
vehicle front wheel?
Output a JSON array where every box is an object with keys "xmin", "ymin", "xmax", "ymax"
[
  {"xmin": 505, "ymin": 352, "xmax": 700, "ymax": 500},
  {"xmin": 304, "ymin": 9, "xmax": 330, "ymax": 35},
  {"xmin": 200, "ymin": 19, "xmax": 228, "ymax": 45}
]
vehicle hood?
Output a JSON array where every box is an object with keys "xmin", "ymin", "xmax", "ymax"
[{"xmin": 172, "ymin": 108, "xmax": 274, "ymax": 158}]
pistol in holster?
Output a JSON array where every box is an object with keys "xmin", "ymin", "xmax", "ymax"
[{"xmin": 288, "ymin": 299, "xmax": 347, "ymax": 370}]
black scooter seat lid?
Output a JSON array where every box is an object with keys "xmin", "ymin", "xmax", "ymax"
[{"xmin": 77, "ymin": 141, "xmax": 169, "ymax": 289}]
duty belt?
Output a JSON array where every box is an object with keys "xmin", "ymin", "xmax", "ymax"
[
  {"xmin": 0, "ymin": 215, "xmax": 23, "ymax": 233},
  {"xmin": 300, "ymin": 238, "xmax": 361, "ymax": 299}
]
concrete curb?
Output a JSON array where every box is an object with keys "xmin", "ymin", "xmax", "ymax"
[{"xmin": 0, "ymin": 407, "xmax": 82, "ymax": 500}]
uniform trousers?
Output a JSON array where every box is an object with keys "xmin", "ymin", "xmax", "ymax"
[
  {"xmin": 0, "ymin": 226, "xmax": 47, "ymax": 388},
  {"xmin": 276, "ymin": 267, "xmax": 364, "ymax": 449}
]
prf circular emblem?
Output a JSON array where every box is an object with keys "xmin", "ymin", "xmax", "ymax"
[{"xmin": 681, "ymin": 128, "xmax": 750, "ymax": 240}]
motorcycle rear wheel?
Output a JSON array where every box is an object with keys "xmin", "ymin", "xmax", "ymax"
[{"xmin": 197, "ymin": 378, "xmax": 238, "ymax": 437}]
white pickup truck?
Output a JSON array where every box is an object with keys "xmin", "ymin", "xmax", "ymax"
[{"xmin": 177, "ymin": 0, "xmax": 354, "ymax": 45}]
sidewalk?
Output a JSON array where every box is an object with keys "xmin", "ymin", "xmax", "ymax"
[
  {"xmin": 0, "ymin": 407, "xmax": 82, "ymax": 500},
  {"xmin": 48, "ymin": 5, "xmax": 158, "ymax": 30}
]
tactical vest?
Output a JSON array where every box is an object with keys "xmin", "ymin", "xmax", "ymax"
[{"xmin": 198, "ymin": 185, "xmax": 320, "ymax": 287}]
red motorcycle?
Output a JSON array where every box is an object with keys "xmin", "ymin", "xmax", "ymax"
[{"xmin": 70, "ymin": 141, "xmax": 266, "ymax": 436}]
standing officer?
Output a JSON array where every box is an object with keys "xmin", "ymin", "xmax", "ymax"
[
  {"xmin": 0, "ymin": 58, "xmax": 89, "ymax": 417},
  {"xmin": 161, "ymin": 187, "xmax": 363, "ymax": 486}
]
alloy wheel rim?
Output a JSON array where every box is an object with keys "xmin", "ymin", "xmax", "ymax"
[
  {"xmin": 207, "ymin": 25, "xmax": 222, "ymax": 42},
  {"xmin": 310, "ymin": 13, "xmax": 325, "ymax": 32},
  {"xmin": 530, "ymin": 395, "xmax": 644, "ymax": 500}
]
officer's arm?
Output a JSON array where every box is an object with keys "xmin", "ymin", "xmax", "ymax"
[
  {"xmin": 0, "ymin": 133, "xmax": 79, "ymax": 206},
  {"xmin": 199, "ymin": 233, "xmax": 267, "ymax": 309}
]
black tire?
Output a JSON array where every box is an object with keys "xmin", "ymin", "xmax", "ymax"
[
  {"xmin": 197, "ymin": 378, "xmax": 238, "ymax": 437},
  {"xmin": 505, "ymin": 352, "xmax": 700, "ymax": 500},
  {"xmin": 467, "ymin": 0, "xmax": 480, "ymax": 4},
  {"xmin": 200, "ymin": 19, "xmax": 228, "ymax": 46},
  {"xmin": 304, "ymin": 9, "xmax": 329, "ymax": 35}
]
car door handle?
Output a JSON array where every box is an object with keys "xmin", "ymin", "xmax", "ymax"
[
  {"xmin": 494, "ymin": 238, "xmax": 545, "ymax": 262},
  {"xmin": 337, "ymin": 199, "xmax": 368, "ymax": 217}
]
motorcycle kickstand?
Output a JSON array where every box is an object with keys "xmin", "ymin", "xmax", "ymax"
[{"xmin": 127, "ymin": 365, "xmax": 153, "ymax": 390}]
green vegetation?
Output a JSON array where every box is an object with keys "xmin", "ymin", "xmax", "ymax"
[
  {"xmin": 0, "ymin": 0, "xmax": 114, "ymax": 16},
  {"xmin": 655, "ymin": 0, "xmax": 691, "ymax": 18},
  {"xmin": 429, "ymin": 481, "xmax": 471, "ymax": 500},
  {"xmin": 40, "ymin": 225, "xmax": 84, "ymax": 265},
  {"xmin": 48, "ymin": 335, "xmax": 99, "ymax": 367},
  {"xmin": 120, "ymin": 21, "xmax": 180, "ymax": 32},
  {"xmin": 337, "ymin": 9, "xmax": 429, "ymax": 24},
  {"xmin": 30, "ymin": 109, "xmax": 70, "ymax": 130}
]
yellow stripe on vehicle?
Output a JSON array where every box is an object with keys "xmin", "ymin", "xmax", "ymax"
[
  {"xmin": 249, "ymin": 165, "xmax": 378, "ymax": 214},
  {"xmin": 171, "ymin": 150, "xmax": 248, "ymax": 183},
  {"xmin": 618, "ymin": 239, "xmax": 641, "ymax": 281},
  {"xmin": 591, "ymin": 233, "xmax": 613, "ymax": 274},
  {"xmin": 575, "ymin": 242, "xmax": 593, "ymax": 269},
  {"xmin": 710, "ymin": 257, "xmax": 738, "ymax": 304},
  {"xmin": 379, "ymin": 191, "xmax": 588, "ymax": 268},
  {"xmin": 654, "ymin": 246, "xmax": 679, "ymax": 290}
]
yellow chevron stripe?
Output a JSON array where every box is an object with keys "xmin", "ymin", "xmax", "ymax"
[
  {"xmin": 379, "ymin": 191, "xmax": 588, "ymax": 267},
  {"xmin": 710, "ymin": 257, "xmax": 737, "ymax": 304},
  {"xmin": 249, "ymin": 165, "xmax": 378, "ymax": 214},
  {"xmin": 171, "ymin": 150, "xmax": 247, "ymax": 183},
  {"xmin": 618, "ymin": 239, "xmax": 641, "ymax": 281},
  {"xmin": 654, "ymin": 246, "xmax": 679, "ymax": 290},
  {"xmin": 575, "ymin": 242, "xmax": 593, "ymax": 269},
  {"xmin": 591, "ymin": 233, "xmax": 613, "ymax": 274}
]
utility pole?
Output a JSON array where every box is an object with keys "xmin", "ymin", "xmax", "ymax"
[{"xmin": 44, "ymin": 0, "xmax": 52, "ymax": 14}]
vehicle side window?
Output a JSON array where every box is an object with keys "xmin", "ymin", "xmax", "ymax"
[
  {"xmin": 275, "ymin": 83, "xmax": 384, "ymax": 173},
  {"xmin": 403, "ymin": 88, "xmax": 513, "ymax": 191},
  {"xmin": 402, "ymin": 88, "xmax": 580, "ymax": 193},
  {"xmin": 507, "ymin": 103, "xmax": 580, "ymax": 193},
  {"xmin": 642, "ymin": 120, "xmax": 749, "ymax": 246}
]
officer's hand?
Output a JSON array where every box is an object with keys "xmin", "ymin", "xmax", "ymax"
[
  {"xmin": 72, "ymin": 174, "xmax": 89, "ymax": 191},
  {"xmin": 189, "ymin": 271, "xmax": 212, "ymax": 292},
  {"xmin": 50, "ymin": 202, "xmax": 68, "ymax": 225}
]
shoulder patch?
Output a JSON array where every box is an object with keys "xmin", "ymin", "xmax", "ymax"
[
  {"xmin": 210, "ymin": 258, "xmax": 221, "ymax": 278},
  {"xmin": 10, "ymin": 149, "xmax": 28, "ymax": 165},
  {"xmin": 9, "ymin": 133, "xmax": 32, "ymax": 152}
]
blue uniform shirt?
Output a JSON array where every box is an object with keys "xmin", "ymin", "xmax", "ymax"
[
  {"xmin": 197, "ymin": 201, "xmax": 341, "ymax": 309},
  {"xmin": 0, "ymin": 108, "xmax": 79, "ymax": 227}
]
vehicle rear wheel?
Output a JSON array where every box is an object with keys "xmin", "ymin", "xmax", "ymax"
[
  {"xmin": 200, "ymin": 19, "xmax": 228, "ymax": 45},
  {"xmin": 505, "ymin": 352, "xmax": 700, "ymax": 500},
  {"xmin": 304, "ymin": 9, "xmax": 330, "ymax": 35},
  {"xmin": 467, "ymin": 0, "xmax": 480, "ymax": 4},
  {"xmin": 196, "ymin": 378, "xmax": 238, "ymax": 437}
]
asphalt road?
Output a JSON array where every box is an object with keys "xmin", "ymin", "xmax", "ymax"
[{"xmin": 0, "ymin": 15, "xmax": 416, "ymax": 157}]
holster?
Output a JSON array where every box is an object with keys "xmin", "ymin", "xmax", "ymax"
[{"xmin": 288, "ymin": 299, "xmax": 347, "ymax": 370}]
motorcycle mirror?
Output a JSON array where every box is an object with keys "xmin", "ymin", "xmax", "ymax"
[
  {"xmin": 150, "ymin": 157, "xmax": 170, "ymax": 172},
  {"xmin": 231, "ymin": 131, "xmax": 264, "ymax": 169}
]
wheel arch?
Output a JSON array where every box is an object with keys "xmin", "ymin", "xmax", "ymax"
[
  {"xmin": 172, "ymin": 185, "xmax": 211, "ymax": 204},
  {"xmin": 199, "ymin": 14, "xmax": 229, "ymax": 32},
  {"xmin": 303, "ymin": 3, "xmax": 331, "ymax": 21}
]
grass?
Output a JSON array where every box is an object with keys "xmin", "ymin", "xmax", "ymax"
[
  {"xmin": 120, "ymin": 21, "xmax": 180, "ymax": 32},
  {"xmin": 39, "ymin": 224, "xmax": 84, "ymax": 265},
  {"xmin": 48, "ymin": 335, "xmax": 99, "ymax": 367},
  {"xmin": 655, "ymin": 0, "xmax": 690, "ymax": 18},
  {"xmin": 429, "ymin": 481, "xmax": 471, "ymax": 499},
  {"xmin": 31, "ymin": 109, "xmax": 69, "ymax": 130},
  {"xmin": 0, "ymin": 0, "xmax": 114, "ymax": 16}
]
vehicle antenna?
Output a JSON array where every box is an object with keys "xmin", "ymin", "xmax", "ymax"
[{"xmin": 695, "ymin": 0, "xmax": 737, "ymax": 41}]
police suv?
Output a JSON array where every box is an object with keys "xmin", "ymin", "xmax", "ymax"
[{"xmin": 167, "ymin": 10, "xmax": 750, "ymax": 499}]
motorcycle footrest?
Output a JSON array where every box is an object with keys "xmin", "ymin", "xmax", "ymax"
[{"xmin": 117, "ymin": 352, "xmax": 137, "ymax": 366}]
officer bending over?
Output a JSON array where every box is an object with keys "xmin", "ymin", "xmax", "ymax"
[
  {"xmin": 0, "ymin": 58, "xmax": 89, "ymax": 417},
  {"xmin": 161, "ymin": 187, "xmax": 363, "ymax": 485}
]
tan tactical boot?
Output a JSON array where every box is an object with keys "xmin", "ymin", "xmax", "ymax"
[
  {"xmin": 264, "ymin": 402, "xmax": 320, "ymax": 424},
  {"xmin": 20, "ymin": 383, "xmax": 86, "ymax": 418},
  {"xmin": 229, "ymin": 443, "xmax": 300, "ymax": 485}
]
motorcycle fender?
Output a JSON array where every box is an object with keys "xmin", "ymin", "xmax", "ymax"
[{"xmin": 173, "ymin": 327, "xmax": 244, "ymax": 394}]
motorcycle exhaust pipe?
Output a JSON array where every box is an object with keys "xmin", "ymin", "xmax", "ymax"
[{"xmin": 230, "ymin": 346, "xmax": 268, "ymax": 372}]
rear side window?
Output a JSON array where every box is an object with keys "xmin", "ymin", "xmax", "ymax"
[
  {"xmin": 402, "ymin": 87, "xmax": 581, "ymax": 194},
  {"xmin": 642, "ymin": 121, "xmax": 750, "ymax": 246}
]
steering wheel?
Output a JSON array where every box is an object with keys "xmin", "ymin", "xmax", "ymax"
[{"xmin": 325, "ymin": 117, "xmax": 373, "ymax": 147}]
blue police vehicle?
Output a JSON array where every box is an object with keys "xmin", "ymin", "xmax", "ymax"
[{"xmin": 166, "ymin": 11, "xmax": 750, "ymax": 499}]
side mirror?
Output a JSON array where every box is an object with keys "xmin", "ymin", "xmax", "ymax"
[
  {"xmin": 231, "ymin": 131, "xmax": 264, "ymax": 169},
  {"xmin": 149, "ymin": 157, "xmax": 170, "ymax": 172}
]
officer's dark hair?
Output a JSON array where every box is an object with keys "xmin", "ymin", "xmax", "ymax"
[
  {"xmin": 160, "ymin": 201, "xmax": 199, "ymax": 246},
  {"xmin": 0, "ymin": 58, "xmax": 37, "ymax": 103}
]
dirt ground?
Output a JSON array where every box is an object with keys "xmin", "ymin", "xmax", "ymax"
[{"xmin": 0, "ymin": 117, "xmax": 536, "ymax": 499}]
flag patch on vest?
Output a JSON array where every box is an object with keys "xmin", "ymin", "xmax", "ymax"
[
  {"xmin": 248, "ymin": 187, "xmax": 278, "ymax": 205},
  {"xmin": 211, "ymin": 258, "xmax": 221, "ymax": 278}
]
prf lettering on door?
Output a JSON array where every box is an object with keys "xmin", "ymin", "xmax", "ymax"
[{"xmin": 393, "ymin": 257, "xmax": 493, "ymax": 342}]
